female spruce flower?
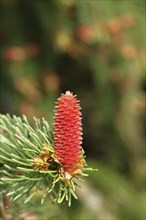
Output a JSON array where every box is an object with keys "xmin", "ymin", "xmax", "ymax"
[{"xmin": 53, "ymin": 91, "xmax": 85, "ymax": 178}]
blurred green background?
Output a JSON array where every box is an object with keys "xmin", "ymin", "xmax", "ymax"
[{"xmin": 0, "ymin": 0, "xmax": 145, "ymax": 219}]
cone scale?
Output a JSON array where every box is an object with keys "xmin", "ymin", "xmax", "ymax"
[{"xmin": 53, "ymin": 91, "xmax": 83, "ymax": 175}]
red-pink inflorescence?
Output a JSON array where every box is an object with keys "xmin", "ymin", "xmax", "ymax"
[{"xmin": 53, "ymin": 91, "xmax": 82, "ymax": 174}]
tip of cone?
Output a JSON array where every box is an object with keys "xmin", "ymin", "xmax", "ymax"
[{"xmin": 65, "ymin": 91, "xmax": 73, "ymax": 96}]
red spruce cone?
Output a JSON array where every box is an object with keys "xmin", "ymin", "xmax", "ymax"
[{"xmin": 53, "ymin": 91, "xmax": 82, "ymax": 174}]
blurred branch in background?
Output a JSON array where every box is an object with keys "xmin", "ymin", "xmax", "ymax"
[{"xmin": 0, "ymin": 0, "xmax": 145, "ymax": 219}]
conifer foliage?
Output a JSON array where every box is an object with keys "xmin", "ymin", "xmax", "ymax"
[{"xmin": 0, "ymin": 92, "xmax": 96, "ymax": 206}]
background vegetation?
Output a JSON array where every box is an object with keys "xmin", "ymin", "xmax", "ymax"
[{"xmin": 0, "ymin": 0, "xmax": 145, "ymax": 219}]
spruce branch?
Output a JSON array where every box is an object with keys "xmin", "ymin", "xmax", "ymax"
[{"xmin": 0, "ymin": 92, "xmax": 97, "ymax": 206}]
